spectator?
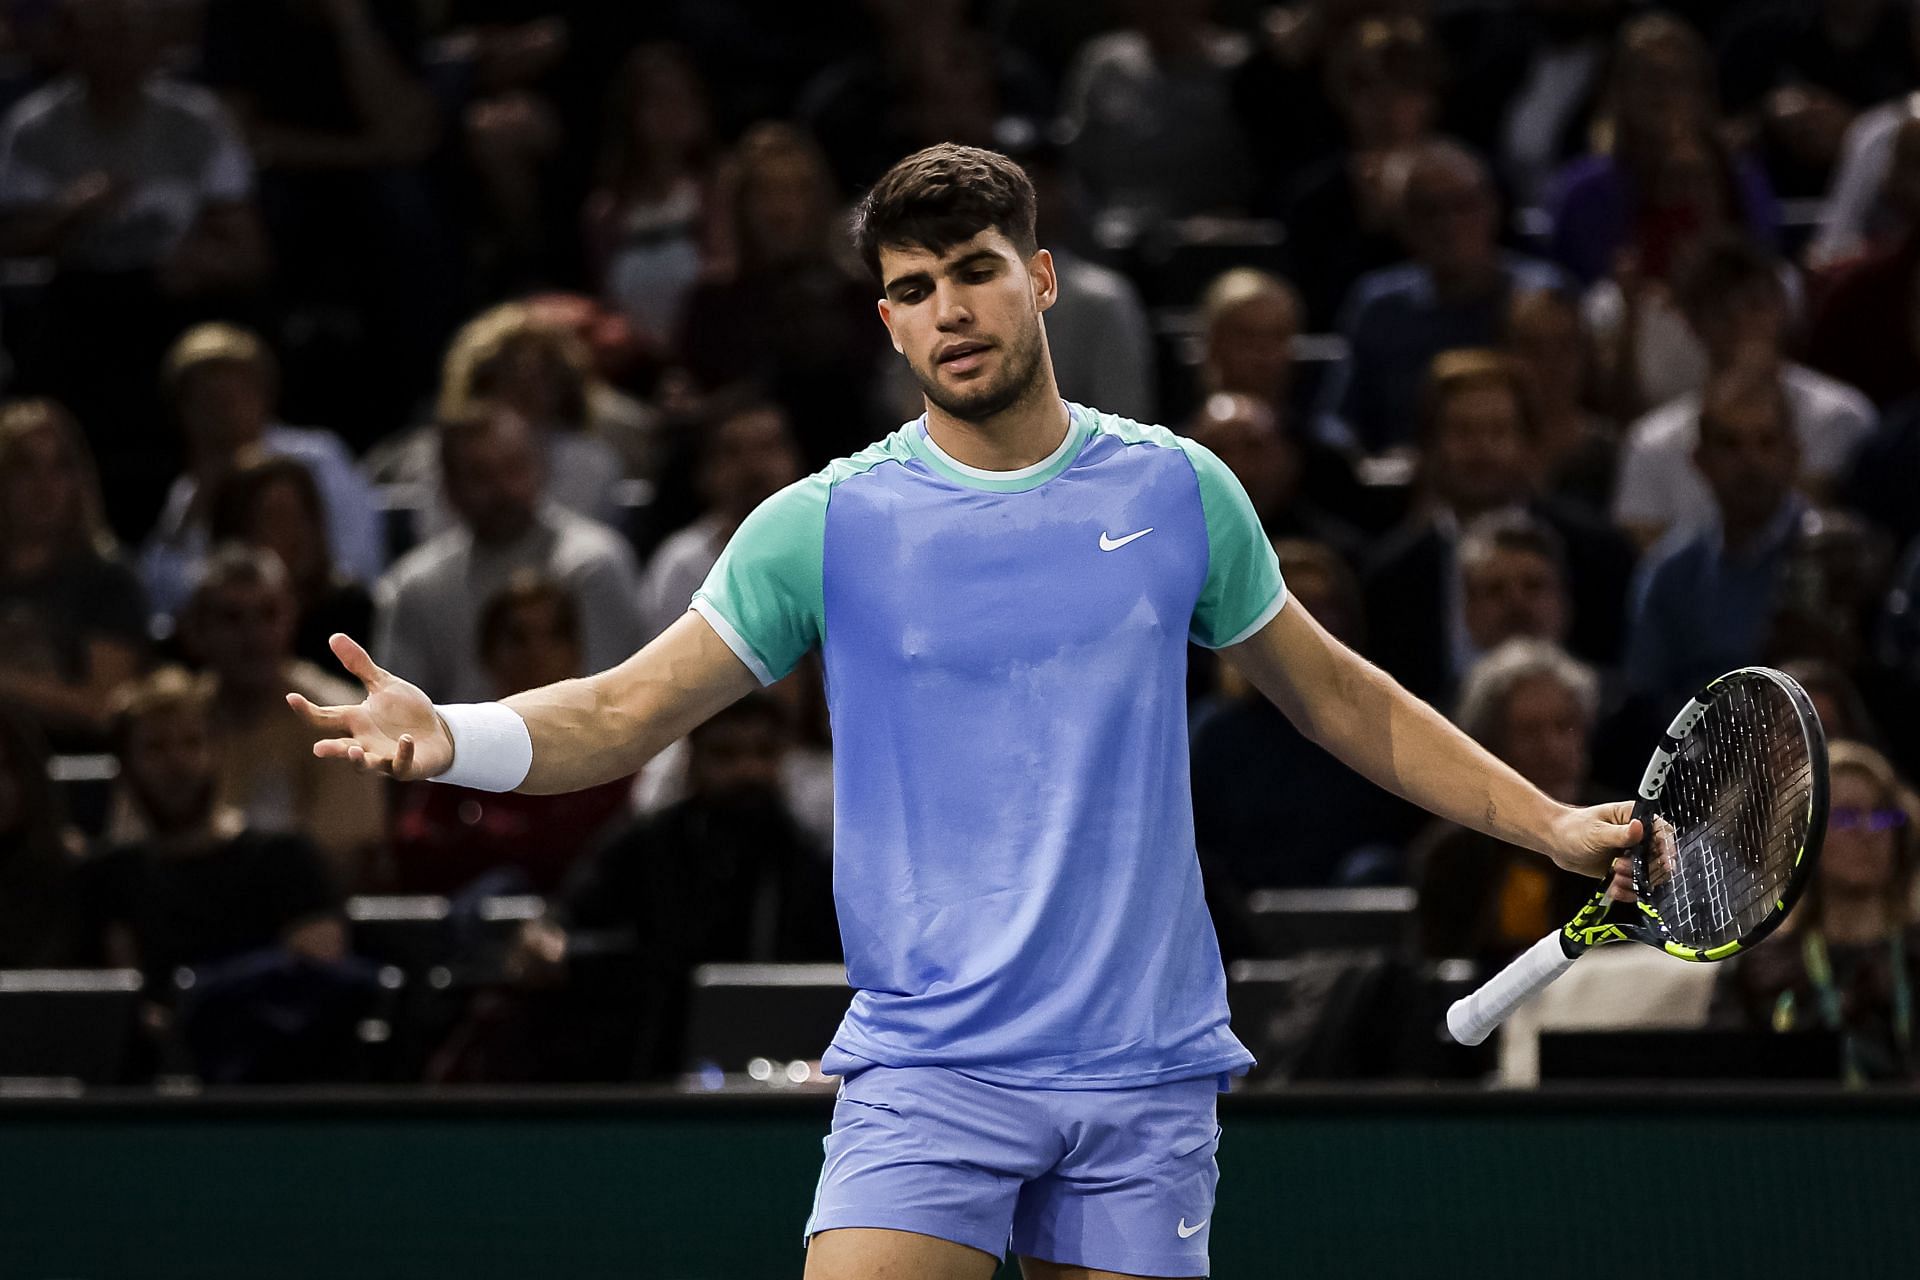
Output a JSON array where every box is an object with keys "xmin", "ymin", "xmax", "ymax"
[
  {"xmin": 1807, "ymin": 114, "xmax": 1920, "ymax": 408},
  {"xmin": 366, "ymin": 301, "xmax": 626, "ymax": 541},
  {"xmin": 373, "ymin": 402, "xmax": 643, "ymax": 704},
  {"xmin": 638, "ymin": 395, "xmax": 802, "ymax": 642},
  {"xmin": 1190, "ymin": 538, "xmax": 1423, "ymax": 890},
  {"xmin": 1546, "ymin": 14, "xmax": 1779, "ymax": 286},
  {"xmin": 1502, "ymin": 287, "xmax": 1617, "ymax": 516},
  {"xmin": 1282, "ymin": 15, "xmax": 1440, "ymax": 329},
  {"xmin": 1763, "ymin": 508, "xmax": 1895, "ymax": 675},
  {"xmin": 0, "ymin": 706, "xmax": 89, "ymax": 967},
  {"xmin": 1458, "ymin": 511, "xmax": 1573, "ymax": 658},
  {"xmin": 1809, "ymin": 91, "xmax": 1919, "ymax": 268},
  {"xmin": 1713, "ymin": 740, "xmax": 1920, "ymax": 1083},
  {"xmin": 520, "ymin": 291, "xmax": 665, "ymax": 480},
  {"xmin": 0, "ymin": 0, "xmax": 270, "ymax": 536},
  {"xmin": 390, "ymin": 573, "xmax": 633, "ymax": 895},
  {"xmin": 1197, "ymin": 267, "xmax": 1368, "ymax": 526},
  {"xmin": 1777, "ymin": 656, "xmax": 1885, "ymax": 751},
  {"xmin": 1364, "ymin": 350, "xmax": 1634, "ymax": 705},
  {"xmin": 86, "ymin": 665, "xmax": 346, "ymax": 985},
  {"xmin": 1013, "ymin": 136, "xmax": 1155, "ymax": 423},
  {"xmin": 1717, "ymin": 0, "xmax": 1920, "ymax": 198},
  {"xmin": 584, "ymin": 43, "xmax": 718, "ymax": 352},
  {"xmin": 439, "ymin": 7, "xmax": 570, "ymax": 294},
  {"xmin": 1227, "ymin": 0, "xmax": 1373, "ymax": 215},
  {"xmin": 198, "ymin": 0, "xmax": 452, "ymax": 434},
  {"xmin": 1184, "ymin": 392, "xmax": 1366, "ymax": 569},
  {"xmin": 1491, "ymin": 0, "xmax": 1619, "ymax": 209},
  {"xmin": 1057, "ymin": 0, "xmax": 1251, "ymax": 229},
  {"xmin": 206, "ymin": 453, "xmax": 373, "ymax": 675},
  {"xmin": 1612, "ymin": 235, "xmax": 1875, "ymax": 550},
  {"xmin": 1580, "ymin": 127, "xmax": 1779, "ymax": 416},
  {"xmin": 0, "ymin": 398, "xmax": 147, "ymax": 744},
  {"xmin": 1411, "ymin": 638, "xmax": 1601, "ymax": 963},
  {"xmin": 800, "ymin": 0, "xmax": 1052, "ymax": 197},
  {"xmin": 676, "ymin": 122, "xmax": 885, "ymax": 465},
  {"xmin": 1317, "ymin": 138, "xmax": 1571, "ymax": 453},
  {"xmin": 138, "ymin": 323, "xmax": 383, "ymax": 621},
  {"xmin": 179, "ymin": 545, "xmax": 385, "ymax": 890},
  {"xmin": 1840, "ymin": 283, "xmax": 1920, "ymax": 555},
  {"xmin": 508, "ymin": 692, "xmax": 839, "ymax": 1079},
  {"xmin": 1624, "ymin": 360, "xmax": 1809, "ymax": 703}
]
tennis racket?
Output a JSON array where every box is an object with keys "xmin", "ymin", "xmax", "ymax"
[{"xmin": 1446, "ymin": 666, "xmax": 1829, "ymax": 1047}]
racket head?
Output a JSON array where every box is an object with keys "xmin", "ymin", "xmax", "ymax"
[{"xmin": 1626, "ymin": 666, "xmax": 1829, "ymax": 962}]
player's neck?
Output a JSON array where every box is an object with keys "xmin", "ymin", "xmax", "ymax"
[{"xmin": 923, "ymin": 377, "xmax": 1070, "ymax": 473}]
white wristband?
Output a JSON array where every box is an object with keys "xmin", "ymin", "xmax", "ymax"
[{"xmin": 431, "ymin": 702, "xmax": 533, "ymax": 792}]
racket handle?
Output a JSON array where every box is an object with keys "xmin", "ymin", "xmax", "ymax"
[{"xmin": 1445, "ymin": 932, "xmax": 1578, "ymax": 1046}]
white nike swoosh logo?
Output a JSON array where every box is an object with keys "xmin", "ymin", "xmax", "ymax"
[
  {"xmin": 1099, "ymin": 527, "xmax": 1154, "ymax": 551},
  {"xmin": 1177, "ymin": 1218, "xmax": 1207, "ymax": 1239}
]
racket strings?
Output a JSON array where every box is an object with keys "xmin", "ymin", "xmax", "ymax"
[{"xmin": 1648, "ymin": 678, "xmax": 1812, "ymax": 950}]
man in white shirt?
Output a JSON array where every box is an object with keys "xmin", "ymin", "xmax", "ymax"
[
  {"xmin": 374, "ymin": 403, "xmax": 644, "ymax": 703},
  {"xmin": 1613, "ymin": 233, "xmax": 1874, "ymax": 549}
]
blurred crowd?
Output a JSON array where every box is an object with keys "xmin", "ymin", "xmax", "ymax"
[{"xmin": 2, "ymin": 0, "xmax": 1920, "ymax": 1087}]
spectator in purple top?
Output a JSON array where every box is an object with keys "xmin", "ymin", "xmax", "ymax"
[{"xmin": 1546, "ymin": 14, "xmax": 1779, "ymax": 286}]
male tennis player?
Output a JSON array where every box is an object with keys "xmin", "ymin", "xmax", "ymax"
[{"xmin": 292, "ymin": 144, "xmax": 1640, "ymax": 1280}]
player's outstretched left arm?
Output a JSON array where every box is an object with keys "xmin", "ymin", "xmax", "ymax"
[
  {"xmin": 288, "ymin": 611, "xmax": 758, "ymax": 795},
  {"xmin": 1223, "ymin": 598, "xmax": 1639, "ymax": 899}
]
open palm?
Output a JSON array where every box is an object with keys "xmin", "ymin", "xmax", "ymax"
[{"xmin": 286, "ymin": 633, "xmax": 453, "ymax": 780}]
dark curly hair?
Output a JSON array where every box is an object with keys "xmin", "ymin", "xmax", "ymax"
[{"xmin": 850, "ymin": 144, "xmax": 1037, "ymax": 283}]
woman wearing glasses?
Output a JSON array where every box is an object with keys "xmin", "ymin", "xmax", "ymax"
[{"xmin": 1714, "ymin": 739, "xmax": 1920, "ymax": 1083}]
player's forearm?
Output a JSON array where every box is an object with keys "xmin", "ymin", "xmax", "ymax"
[
  {"xmin": 500, "ymin": 612, "xmax": 757, "ymax": 795},
  {"xmin": 1307, "ymin": 658, "xmax": 1567, "ymax": 858}
]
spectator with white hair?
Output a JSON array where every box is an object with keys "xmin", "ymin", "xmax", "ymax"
[{"xmin": 1411, "ymin": 638, "xmax": 1603, "ymax": 962}]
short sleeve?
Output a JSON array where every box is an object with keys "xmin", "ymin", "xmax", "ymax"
[
  {"xmin": 1180, "ymin": 440, "xmax": 1287, "ymax": 648},
  {"xmin": 690, "ymin": 475, "xmax": 829, "ymax": 684}
]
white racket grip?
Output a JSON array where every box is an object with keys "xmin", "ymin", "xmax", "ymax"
[{"xmin": 1446, "ymin": 932, "xmax": 1578, "ymax": 1046}]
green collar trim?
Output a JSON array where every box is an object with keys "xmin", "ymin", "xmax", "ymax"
[{"xmin": 906, "ymin": 402, "xmax": 1090, "ymax": 493}]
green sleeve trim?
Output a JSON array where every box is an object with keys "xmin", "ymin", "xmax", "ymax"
[
  {"xmin": 690, "ymin": 473, "xmax": 830, "ymax": 684},
  {"xmin": 1178, "ymin": 436, "xmax": 1288, "ymax": 649}
]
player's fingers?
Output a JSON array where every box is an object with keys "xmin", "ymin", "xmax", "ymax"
[
  {"xmin": 1606, "ymin": 857, "xmax": 1638, "ymax": 903},
  {"xmin": 393, "ymin": 734, "xmax": 415, "ymax": 778},
  {"xmin": 344, "ymin": 742, "xmax": 395, "ymax": 775},
  {"xmin": 313, "ymin": 737, "xmax": 363, "ymax": 761},
  {"xmin": 286, "ymin": 691, "xmax": 350, "ymax": 728},
  {"xmin": 329, "ymin": 633, "xmax": 389, "ymax": 689}
]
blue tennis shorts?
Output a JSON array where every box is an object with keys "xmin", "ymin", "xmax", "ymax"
[{"xmin": 804, "ymin": 1062, "xmax": 1223, "ymax": 1277}]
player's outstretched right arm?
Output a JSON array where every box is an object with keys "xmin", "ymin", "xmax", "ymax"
[{"xmin": 287, "ymin": 611, "xmax": 758, "ymax": 796}]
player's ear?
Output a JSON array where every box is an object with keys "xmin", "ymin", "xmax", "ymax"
[
  {"xmin": 875, "ymin": 298, "xmax": 904, "ymax": 354},
  {"xmin": 1029, "ymin": 248, "xmax": 1057, "ymax": 313}
]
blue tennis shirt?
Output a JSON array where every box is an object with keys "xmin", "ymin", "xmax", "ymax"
[{"xmin": 692, "ymin": 402, "xmax": 1286, "ymax": 1087}]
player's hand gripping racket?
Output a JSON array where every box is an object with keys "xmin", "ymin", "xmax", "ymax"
[{"xmin": 1447, "ymin": 666, "xmax": 1829, "ymax": 1046}]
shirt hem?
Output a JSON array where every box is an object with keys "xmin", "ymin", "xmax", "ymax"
[
  {"xmin": 1196, "ymin": 584, "xmax": 1288, "ymax": 650},
  {"xmin": 823, "ymin": 1041, "xmax": 1255, "ymax": 1090},
  {"xmin": 689, "ymin": 596, "xmax": 776, "ymax": 685}
]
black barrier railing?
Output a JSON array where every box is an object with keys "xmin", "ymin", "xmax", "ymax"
[{"xmin": 3, "ymin": 1086, "xmax": 1916, "ymax": 1279}]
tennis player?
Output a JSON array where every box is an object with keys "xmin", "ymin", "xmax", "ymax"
[{"xmin": 292, "ymin": 144, "xmax": 1641, "ymax": 1280}]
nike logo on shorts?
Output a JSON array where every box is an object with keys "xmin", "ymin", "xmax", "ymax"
[{"xmin": 1177, "ymin": 1217, "xmax": 1207, "ymax": 1238}]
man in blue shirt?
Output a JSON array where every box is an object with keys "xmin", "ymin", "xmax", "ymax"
[
  {"xmin": 292, "ymin": 145, "xmax": 1642, "ymax": 1280},
  {"xmin": 1625, "ymin": 360, "xmax": 1808, "ymax": 705}
]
